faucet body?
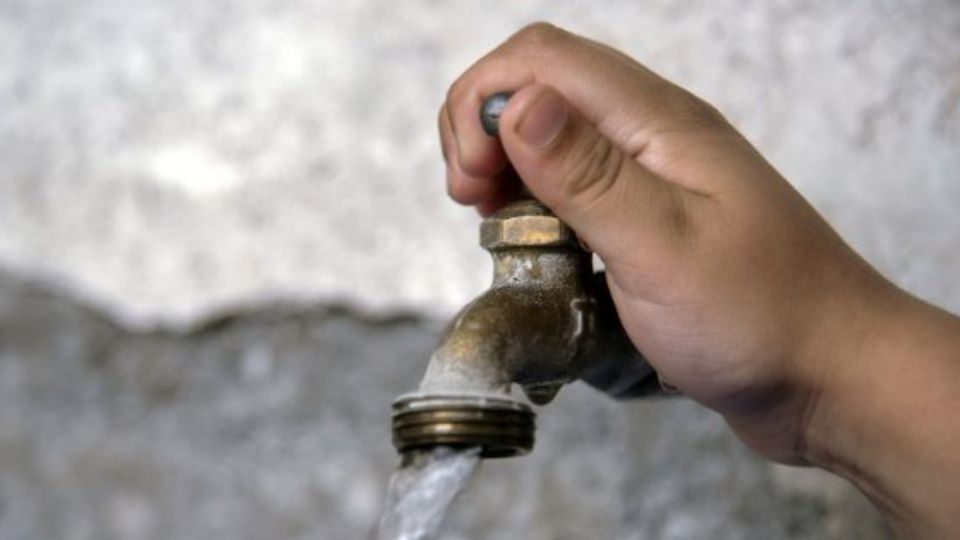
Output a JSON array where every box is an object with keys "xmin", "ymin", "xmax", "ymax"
[
  {"xmin": 392, "ymin": 199, "xmax": 660, "ymax": 458},
  {"xmin": 419, "ymin": 199, "xmax": 657, "ymax": 403},
  {"xmin": 391, "ymin": 93, "xmax": 660, "ymax": 458}
]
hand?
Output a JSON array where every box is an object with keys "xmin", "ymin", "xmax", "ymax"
[
  {"xmin": 439, "ymin": 23, "xmax": 960, "ymax": 537},
  {"xmin": 439, "ymin": 21, "xmax": 885, "ymax": 463}
]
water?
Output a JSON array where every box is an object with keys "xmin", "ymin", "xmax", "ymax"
[{"xmin": 377, "ymin": 447, "xmax": 481, "ymax": 540}]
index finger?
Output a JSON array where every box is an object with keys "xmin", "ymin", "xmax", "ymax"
[{"xmin": 443, "ymin": 23, "xmax": 724, "ymax": 208}]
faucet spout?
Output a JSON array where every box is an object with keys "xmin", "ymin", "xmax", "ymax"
[
  {"xmin": 391, "ymin": 199, "xmax": 659, "ymax": 459},
  {"xmin": 391, "ymin": 93, "xmax": 659, "ymax": 459},
  {"xmin": 419, "ymin": 209, "xmax": 592, "ymax": 400}
]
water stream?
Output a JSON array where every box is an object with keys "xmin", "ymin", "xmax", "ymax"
[{"xmin": 377, "ymin": 447, "xmax": 481, "ymax": 540}]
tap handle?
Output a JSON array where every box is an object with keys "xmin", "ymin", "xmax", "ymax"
[
  {"xmin": 480, "ymin": 92, "xmax": 539, "ymax": 201},
  {"xmin": 480, "ymin": 92, "xmax": 512, "ymax": 137}
]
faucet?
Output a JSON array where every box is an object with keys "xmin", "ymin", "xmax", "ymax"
[{"xmin": 391, "ymin": 93, "xmax": 662, "ymax": 459}]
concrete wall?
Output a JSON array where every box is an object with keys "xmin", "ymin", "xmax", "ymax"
[
  {"xmin": 2, "ymin": 0, "xmax": 958, "ymax": 328},
  {"xmin": 0, "ymin": 273, "xmax": 888, "ymax": 539},
  {"xmin": 1, "ymin": 0, "xmax": 958, "ymax": 538}
]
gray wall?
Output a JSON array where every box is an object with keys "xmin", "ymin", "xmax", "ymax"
[
  {"xmin": 2, "ymin": 0, "xmax": 958, "ymax": 328},
  {"xmin": 2, "ymin": 0, "xmax": 958, "ymax": 538},
  {"xmin": 0, "ymin": 274, "xmax": 888, "ymax": 539}
]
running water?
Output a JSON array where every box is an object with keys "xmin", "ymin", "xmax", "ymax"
[{"xmin": 377, "ymin": 447, "xmax": 481, "ymax": 540}]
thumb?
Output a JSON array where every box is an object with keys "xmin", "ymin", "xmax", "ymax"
[{"xmin": 498, "ymin": 84, "xmax": 698, "ymax": 264}]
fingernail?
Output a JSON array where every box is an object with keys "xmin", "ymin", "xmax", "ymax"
[{"xmin": 516, "ymin": 90, "xmax": 568, "ymax": 149}]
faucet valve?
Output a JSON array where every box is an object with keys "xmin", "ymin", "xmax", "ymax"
[
  {"xmin": 479, "ymin": 91, "xmax": 511, "ymax": 137},
  {"xmin": 390, "ymin": 94, "xmax": 659, "ymax": 460},
  {"xmin": 480, "ymin": 198, "xmax": 576, "ymax": 250}
]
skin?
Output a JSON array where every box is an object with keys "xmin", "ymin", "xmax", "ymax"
[{"xmin": 438, "ymin": 23, "xmax": 960, "ymax": 538}]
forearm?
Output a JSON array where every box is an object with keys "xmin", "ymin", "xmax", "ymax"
[{"xmin": 804, "ymin": 287, "xmax": 960, "ymax": 538}]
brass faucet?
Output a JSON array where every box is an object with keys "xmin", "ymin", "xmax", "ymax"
[{"xmin": 391, "ymin": 94, "xmax": 661, "ymax": 459}]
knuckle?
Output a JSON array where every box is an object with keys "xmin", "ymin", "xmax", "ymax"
[
  {"xmin": 509, "ymin": 22, "xmax": 566, "ymax": 52},
  {"xmin": 445, "ymin": 175, "xmax": 470, "ymax": 204},
  {"xmin": 447, "ymin": 23, "xmax": 572, "ymax": 110},
  {"xmin": 665, "ymin": 88, "xmax": 728, "ymax": 131},
  {"xmin": 446, "ymin": 77, "xmax": 468, "ymax": 109}
]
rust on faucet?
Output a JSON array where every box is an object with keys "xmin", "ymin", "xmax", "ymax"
[
  {"xmin": 392, "ymin": 198, "xmax": 661, "ymax": 458},
  {"xmin": 390, "ymin": 94, "xmax": 662, "ymax": 459}
]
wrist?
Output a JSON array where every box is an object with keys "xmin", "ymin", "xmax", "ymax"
[{"xmin": 799, "ymin": 275, "xmax": 960, "ymax": 536}]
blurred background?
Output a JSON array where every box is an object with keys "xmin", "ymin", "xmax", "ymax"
[{"xmin": 1, "ymin": 0, "xmax": 958, "ymax": 538}]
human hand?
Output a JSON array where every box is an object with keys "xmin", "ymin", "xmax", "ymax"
[
  {"xmin": 440, "ymin": 21, "xmax": 890, "ymax": 464},
  {"xmin": 440, "ymin": 23, "xmax": 960, "ymax": 537}
]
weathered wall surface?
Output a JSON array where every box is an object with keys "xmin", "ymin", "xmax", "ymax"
[
  {"xmin": 0, "ymin": 273, "xmax": 887, "ymax": 539},
  {"xmin": 0, "ymin": 0, "xmax": 957, "ymax": 328},
  {"xmin": 1, "ymin": 0, "xmax": 958, "ymax": 538}
]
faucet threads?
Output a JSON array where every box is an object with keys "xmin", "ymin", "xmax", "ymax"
[{"xmin": 391, "ymin": 394, "xmax": 535, "ymax": 458}]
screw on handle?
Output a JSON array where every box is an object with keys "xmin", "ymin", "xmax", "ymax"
[{"xmin": 480, "ymin": 92, "xmax": 512, "ymax": 137}]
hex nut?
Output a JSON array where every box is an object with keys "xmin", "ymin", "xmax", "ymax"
[{"xmin": 480, "ymin": 201, "xmax": 576, "ymax": 250}]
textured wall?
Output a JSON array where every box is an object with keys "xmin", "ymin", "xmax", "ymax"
[
  {"xmin": 0, "ymin": 0, "xmax": 957, "ymax": 328},
  {"xmin": 1, "ymin": 0, "xmax": 958, "ymax": 538},
  {"xmin": 0, "ymin": 273, "xmax": 887, "ymax": 539}
]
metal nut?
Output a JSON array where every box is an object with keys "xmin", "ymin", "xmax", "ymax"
[{"xmin": 480, "ymin": 200, "xmax": 577, "ymax": 250}]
